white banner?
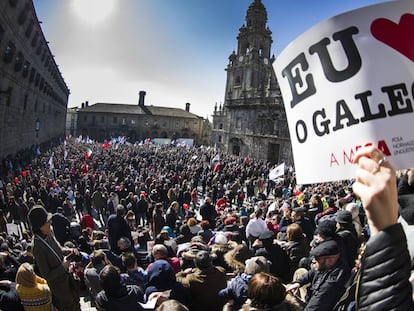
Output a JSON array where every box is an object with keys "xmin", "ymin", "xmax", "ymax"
[{"xmin": 274, "ymin": 0, "xmax": 414, "ymax": 184}]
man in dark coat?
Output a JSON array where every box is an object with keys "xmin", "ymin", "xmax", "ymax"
[
  {"xmin": 255, "ymin": 231, "xmax": 291, "ymax": 283},
  {"xmin": 199, "ymin": 197, "xmax": 216, "ymax": 228},
  {"xmin": 286, "ymin": 239, "xmax": 351, "ymax": 311},
  {"xmin": 51, "ymin": 207, "xmax": 71, "ymax": 245},
  {"xmin": 107, "ymin": 205, "xmax": 133, "ymax": 255}
]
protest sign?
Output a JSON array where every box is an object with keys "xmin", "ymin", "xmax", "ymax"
[{"xmin": 274, "ymin": 0, "xmax": 414, "ymax": 184}]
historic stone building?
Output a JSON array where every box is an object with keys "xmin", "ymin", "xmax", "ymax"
[
  {"xmin": 76, "ymin": 91, "xmax": 211, "ymax": 146},
  {"xmin": 0, "ymin": 0, "xmax": 69, "ymax": 160},
  {"xmin": 211, "ymin": 0, "xmax": 292, "ymax": 165}
]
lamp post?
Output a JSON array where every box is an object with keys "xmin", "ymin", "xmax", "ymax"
[{"xmin": 35, "ymin": 118, "xmax": 40, "ymax": 138}]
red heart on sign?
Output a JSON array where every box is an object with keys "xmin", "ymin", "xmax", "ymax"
[{"xmin": 371, "ymin": 13, "xmax": 414, "ymax": 62}]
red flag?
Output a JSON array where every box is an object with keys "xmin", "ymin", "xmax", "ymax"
[
  {"xmin": 213, "ymin": 163, "xmax": 220, "ymax": 172},
  {"xmin": 102, "ymin": 141, "xmax": 110, "ymax": 149},
  {"xmin": 85, "ymin": 148, "xmax": 92, "ymax": 160}
]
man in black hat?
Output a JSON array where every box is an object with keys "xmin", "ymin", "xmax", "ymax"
[
  {"xmin": 254, "ymin": 230, "xmax": 291, "ymax": 283},
  {"xmin": 286, "ymin": 239, "xmax": 350, "ymax": 311}
]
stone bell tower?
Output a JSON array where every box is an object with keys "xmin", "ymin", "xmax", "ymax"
[{"xmin": 212, "ymin": 0, "xmax": 292, "ymax": 165}]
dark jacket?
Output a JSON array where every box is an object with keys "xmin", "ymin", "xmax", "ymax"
[
  {"xmin": 357, "ymin": 223, "xmax": 413, "ymax": 310},
  {"xmin": 177, "ymin": 265, "xmax": 227, "ymax": 311},
  {"xmin": 96, "ymin": 285, "xmax": 144, "ymax": 311},
  {"xmin": 296, "ymin": 258, "xmax": 350, "ymax": 311},
  {"xmin": 256, "ymin": 243, "xmax": 291, "ymax": 283},
  {"xmin": 107, "ymin": 214, "xmax": 133, "ymax": 255}
]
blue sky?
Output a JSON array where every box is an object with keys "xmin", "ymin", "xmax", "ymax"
[{"xmin": 33, "ymin": 0, "xmax": 386, "ymax": 119}]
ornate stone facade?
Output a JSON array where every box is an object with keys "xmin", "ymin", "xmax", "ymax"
[
  {"xmin": 0, "ymin": 0, "xmax": 69, "ymax": 159},
  {"xmin": 212, "ymin": 0, "xmax": 292, "ymax": 165}
]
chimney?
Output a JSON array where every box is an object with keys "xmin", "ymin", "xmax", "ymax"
[
  {"xmin": 185, "ymin": 102, "xmax": 190, "ymax": 112},
  {"xmin": 81, "ymin": 102, "xmax": 84, "ymax": 109},
  {"xmin": 85, "ymin": 101, "xmax": 89, "ymax": 107},
  {"xmin": 138, "ymin": 91, "xmax": 146, "ymax": 107}
]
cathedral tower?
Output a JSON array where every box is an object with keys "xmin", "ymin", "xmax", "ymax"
[{"xmin": 212, "ymin": 0, "xmax": 292, "ymax": 165}]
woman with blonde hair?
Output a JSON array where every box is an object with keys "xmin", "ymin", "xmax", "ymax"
[{"xmin": 15, "ymin": 262, "xmax": 52, "ymax": 311}]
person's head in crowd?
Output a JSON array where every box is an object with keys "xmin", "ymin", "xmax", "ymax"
[
  {"xmin": 121, "ymin": 252, "xmax": 137, "ymax": 271},
  {"xmin": 99, "ymin": 265, "xmax": 123, "ymax": 297},
  {"xmin": 186, "ymin": 218, "xmax": 197, "ymax": 228},
  {"xmin": 194, "ymin": 250, "xmax": 213, "ymax": 270},
  {"xmin": 152, "ymin": 244, "xmax": 169, "ymax": 260},
  {"xmin": 15, "ymin": 262, "xmax": 36, "ymax": 288},
  {"xmin": 247, "ymin": 272, "xmax": 286, "ymax": 309},
  {"xmin": 117, "ymin": 237, "xmax": 132, "ymax": 252},
  {"xmin": 291, "ymin": 207, "xmax": 306, "ymax": 221},
  {"xmin": 27, "ymin": 205, "xmax": 53, "ymax": 236},
  {"xmin": 335, "ymin": 210, "xmax": 353, "ymax": 230},
  {"xmin": 161, "ymin": 226, "xmax": 175, "ymax": 238},
  {"xmin": 310, "ymin": 240, "xmax": 340, "ymax": 272},
  {"xmin": 200, "ymin": 220, "xmax": 210, "ymax": 231},
  {"xmin": 93, "ymin": 239, "xmax": 110, "ymax": 250},
  {"xmin": 116, "ymin": 204, "xmax": 126, "ymax": 216},
  {"xmin": 258, "ymin": 230, "xmax": 274, "ymax": 248},
  {"xmin": 204, "ymin": 197, "xmax": 212, "ymax": 204},
  {"xmin": 244, "ymin": 256, "xmax": 271, "ymax": 275},
  {"xmin": 224, "ymin": 244, "xmax": 252, "ymax": 274},
  {"xmin": 315, "ymin": 219, "xmax": 337, "ymax": 240},
  {"xmin": 254, "ymin": 208, "xmax": 264, "ymax": 219},
  {"xmin": 18, "ymin": 251, "xmax": 35, "ymax": 265},
  {"xmin": 157, "ymin": 299, "xmax": 189, "ymax": 311},
  {"xmin": 88, "ymin": 250, "xmax": 106, "ymax": 268},
  {"xmin": 146, "ymin": 259, "xmax": 177, "ymax": 294},
  {"xmin": 287, "ymin": 223, "xmax": 304, "ymax": 242}
]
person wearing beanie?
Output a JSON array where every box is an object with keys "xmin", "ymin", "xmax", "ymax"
[
  {"xmin": 15, "ymin": 262, "xmax": 52, "ymax": 311},
  {"xmin": 177, "ymin": 250, "xmax": 227, "ymax": 311},
  {"xmin": 219, "ymin": 256, "xmax": 270, "ymax": 310},
  {"xmin": 28, "ymin": 205, "xmax": 81, "ymax": 311}
]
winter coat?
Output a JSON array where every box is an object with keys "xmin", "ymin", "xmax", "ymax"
[
  {"xmin": 295, "ymin": 258, "xmax": 350, "ymax": 311},
  {"xmin": 357, "ymin": 223, "xmax": 413, "ymax": 310},
  {"xmin": 177, "ymin": 265, "xmax": 227, "ymax": 311},
  {"xmin": 96, "ymin": 285, "xmax": 144, "ymax": 311},
  {"xmin": 32, "ymin": 234, "xmax": 80, "ymax": 311},
  {"xmin": 218, "ymin": 273, "xmax": 251, "ymax": 310}
]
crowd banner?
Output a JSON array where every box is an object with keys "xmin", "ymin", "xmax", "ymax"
[{"xmin": 274, "ymin": 0, "xmax": 414, "ymax": 184}]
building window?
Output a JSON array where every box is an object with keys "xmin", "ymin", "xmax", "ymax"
[
  {"xmin": 92, "ymin": 116, "xmax": 96, "ymax": 124},
  {"xmin": 29, "ymin": 67, "xmax": 35, "ymax": 83},
  {"xmin": 35, "ymin": 73, "xmax": 40, "ymax": 87},
  {"xmin": 3, "ymin": 41, "xmax": 16, "ymax": 63},
  {"xmin": 219, "ymin": 123, "xmax": 223, "ymax": 129},
  {"xmin": 34, "ymin": 100, "xmax": 38, "ymax": 112},
  {"xmin": 131, "ymin": 119, "xmax": 136, "ymax": 125},
  {"xmin": 101, "ymin": 116, "xmax": 104, "ymax": 123},
  {"xmin": 235, "ymin": 76, "xmax": 241, "ymax": 86},
  {"xmin": 14, "ymin": 52, "xmax": 24, "ymax": 71},
  {"xmin": 22, "ymin": 61, "xmax": 30, "ymax": 78},
  {"xmin": 0, "ymin": 24, "xmax": 4, "ymax": 43},
  {"xmin": 23, "ymin": 94, "xmax": 28, "ymax": 111},
  {"xmin": 42, "ymin": 102, "xmax": 45, "ymax": 113},
  {"xmin": 31, "ymin": 32, "xmax": 39, "ymax": 47},
  {"xmin": 113, "ymin": 116, "xmax": 117, "ymax": 124},
  {"xmin": 122, "ymin": 118, "xmax": 126, "ymax": 125},
  {"xmin": 236, "ymin": 117, "xmax": 242, "ymax": 129},
  {"xmin": 218, "ymin": 135, "xmax": 222, "ymax": 142},
  {"xmin": 84, "ymin": 116, "xmax": 87, "ymax": 121},
  {"xmin": 25, "ymin": 20, "xmax": 34, "ymax": 37}
]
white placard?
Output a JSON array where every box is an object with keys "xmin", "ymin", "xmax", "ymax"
[{"xmin": 274, "ymin": 0, "xmax": 414, "ymax": 184}]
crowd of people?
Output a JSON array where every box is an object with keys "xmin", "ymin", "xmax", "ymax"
[{"xmin": 0, "ymin": 137, "xmax": 412, "ymax": 311}]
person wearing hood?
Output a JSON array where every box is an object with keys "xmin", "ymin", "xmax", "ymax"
[{"xmin": 95, "ymin": 265, "xmax": 144, "ymax": 311}]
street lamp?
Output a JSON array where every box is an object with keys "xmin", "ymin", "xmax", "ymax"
[{"xmin": 35, "ymin": 118, "xmax": 40, "ymax": 138}]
